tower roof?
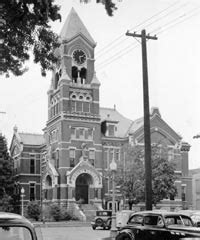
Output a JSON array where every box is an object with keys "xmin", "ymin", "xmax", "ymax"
[{"xmin": 60, "ymin": 8, "xmax": 96, "ymax": 46}]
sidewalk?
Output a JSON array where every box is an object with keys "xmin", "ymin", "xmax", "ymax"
[{"xmin": 33, "ymin": 220, "xmax": 91, "ymax": 228}]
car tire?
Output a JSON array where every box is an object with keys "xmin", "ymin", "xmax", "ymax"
[
  {"xmin": 95, "ymin": 218, "xmax": 103, "ymax": 226},
  {"xmin": 92, "ymin": 226, "xmax": 96, "ymax": 230},
  {"xmin": 116, "ymin": 232, "xmax": 135, "ymax": 240}
]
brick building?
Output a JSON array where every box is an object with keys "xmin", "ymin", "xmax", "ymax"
[{"xmin": 10, "ymin": 8, "xmax": 192, "ymax": 212}]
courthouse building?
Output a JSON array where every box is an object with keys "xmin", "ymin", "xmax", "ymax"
[{"xmin": 10, "ymin": 8, "xmax": 192, "ymax": 212}]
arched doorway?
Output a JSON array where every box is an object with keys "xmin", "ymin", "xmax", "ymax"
[{"xmin": 75, "ymin": 173, "xmax": 93, "ymax": 204}]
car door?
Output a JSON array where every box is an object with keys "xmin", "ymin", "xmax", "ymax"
[
  {"xmin": 127, "ymin": 214, "xmax": 146, "ymax": 240},
  {"xmin": 143, "ymin": 215, "xmax": 169, "ymax": 240}
]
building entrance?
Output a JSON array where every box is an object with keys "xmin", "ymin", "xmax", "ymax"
[{"xmin": 75, "ymin": 173, "xmax": 92, "ymax": 204}]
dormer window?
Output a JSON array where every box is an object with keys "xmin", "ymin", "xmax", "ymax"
[{"xmin": 108, "ymin": 124, "xmax": 115, "ymax": 137}]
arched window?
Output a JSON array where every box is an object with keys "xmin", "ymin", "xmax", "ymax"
[
  {"xmin": 80, "ymin": 67, "xmax": 87, "ymax": 84},
  {"xmin": 72, "ymin": 66, "xmax": 78, "ymax": 83},
  {"xmin": 45, "ymin": 175, "xmax": 52, "ymax": 187},
  {"xmin": 79, "ymin": 95, "xmax": 84, "ymax": 100}
]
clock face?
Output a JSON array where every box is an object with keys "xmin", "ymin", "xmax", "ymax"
[{"xmin": 72, "ymin": 49, "xmax": 86, "ymax": 65}]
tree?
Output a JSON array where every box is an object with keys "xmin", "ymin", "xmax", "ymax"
[
  {"xmin": 0, "ymin": 0, "xmax": 119, "ymax": 77},
  {"xmin": 1, "ymin": 0, "xmax": 61, "ymax": 77},
  {"xmin": 0, "ymin": 134, "xmax": 18, "ymax": 212},
  {"xmin": 26, "ymin": 201, "xmax": 41, "ymax": 221},
  {"xmin": 81, "ymin": 0, "xmax": 118, "ymax": 16},
  {"xmin": 117, "ymin": 144, "xmax": 177, "ymax": 209}
]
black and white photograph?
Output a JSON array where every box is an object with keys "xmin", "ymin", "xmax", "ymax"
[{"xmin": 1, "ymin": 0, "xmax": 200, "ymax": 239}]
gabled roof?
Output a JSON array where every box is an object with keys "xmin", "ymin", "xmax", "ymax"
[
  {"xmin": 128, "ymin": 117, "xmax": 144, "ymax": 134},
  {"xmin": 18, "ymin": 133, "xmax": 45, "ymax": 146},
  {"xmin": 60, "ymin": 8, "xmax": 96, "ymax": 46},
  {"xmin": 100, "ymin": 107, "xmax": 133, "ymax": 138}
]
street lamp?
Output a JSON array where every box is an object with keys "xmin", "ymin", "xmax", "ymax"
[
  {"xmin": 21, "ymin": 187, "xmax": 25, "ymax": 216},
  {"xmin": 110, "ymin": 158, "xmax": 117, "ymax": 239}
]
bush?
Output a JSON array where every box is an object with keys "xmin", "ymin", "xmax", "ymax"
[
  {"xmin": 26, "ymin": 201, "xmax": 41, "ymax": 221},
  {"xmin": 50, "ymin": 203, "xmax": 61, "ymax": 221}
]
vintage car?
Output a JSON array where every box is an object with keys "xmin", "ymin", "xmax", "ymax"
[
  {"xmin": 91, "ymin": 210, "xmax": 112, "ymax": 230},
  {"xmin": 116, "ymin": 210, "xmax": 200, "ymax": 240},
  {"xmin": 0, "ymin": 212, "xmax": 39, "ymax": 240},
  {"xmin": 116, "ymin": 210, "xmax": 135, "ymax": 229}
]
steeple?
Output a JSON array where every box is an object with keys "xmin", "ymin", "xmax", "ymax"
[{"xmin": 60, "ymin": 8, "xmax": 96, "ymax": 47}]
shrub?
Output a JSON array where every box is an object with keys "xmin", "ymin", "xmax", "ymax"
[
  {"xmin": 50, "ymin": 203, "xmax": 61, "ymax": 221},
  {"xmin": 26, "ymin": 201, "xmax": 41, "ymax": 221}
]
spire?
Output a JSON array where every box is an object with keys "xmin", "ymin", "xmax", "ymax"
[
  {"xmin": 60, "ymin": 8, "xmax": 96, "ymax": 46},
  {"xmin": 91, "ymin": 72, "xmax": 100, "ymax": 87},
  {"xmin": 59, "ymin": 68, "xmax": 71, "ymax": 85}
]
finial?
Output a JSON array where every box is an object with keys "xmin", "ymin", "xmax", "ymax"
[{"xmin": 13, "ymin": 125, "xmax": 18, "ymax": 133}]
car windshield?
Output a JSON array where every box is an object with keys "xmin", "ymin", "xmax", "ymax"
[
  {"xmin": 97, "ymin": 211, "xmax": 111, "ymax": 216},
  {"xmin": 164, "ymin": 215, "xmax": 193, "ymax": 226},
  {"xmin": 0, "ymin": 226, "xmax": 33, "ymax": 240}
]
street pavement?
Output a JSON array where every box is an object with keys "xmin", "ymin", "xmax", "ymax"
[
  {"xmin": 35, "ymin": 226, "xmax": 110, "ymax": 240},
  {"xmin": 34, "ymin": 222, "xmax": 110, "ymax": 240}
]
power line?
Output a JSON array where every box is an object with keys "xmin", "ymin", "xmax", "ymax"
[
  {"xmin": 96, "ymin": 2, "xmax": 190, "ymax": 65},
  {"xmin": 153, "ymin": 6, "xmax": 200, "ymax": 35},
  {"xmin": 96, "ymin": 5, "xmax": 200, "ymax": 71},
  {"xmin": 95, "ymin": 0, "xmax": 181, "ymax": 58}
]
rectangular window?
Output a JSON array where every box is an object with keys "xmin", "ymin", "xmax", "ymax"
[
  {"xmin": 115, "ymin": 149, "xmax": 120, "ymax": 162},
  {"xmin": 108, "ymin": 125, "xmax": 115, "ymax": 136},
  {"xmin": 30, "ymin": 159, "xmax": 35, "ymax": 174},
  {"xmin": 85, "ymin": 129, "xmax": 88, "ymax": 139},
  {"xmin": 55, "ymin": 150, "xmax": 59, "ymax": 168},
  {"xmin": 89, "ymin": 150, "xmax": 95, "ymax": 166},
  {"xmin": 168, "ymin": 148, "xmax": 174, "ymax": 162},
  {"xmin": 76, "ymin": 129, "xmax": 80, "ymax": 139},
  {"xmin": 71, "ymin": 127, "xmax": 76, "ymax": 138},
  {"xmin": 29, "ymin": 183, "xmax": 35, "ymax": 201},
  {"xmin": 79, "ymin": 128, "xmax": 84, "ymax": 139},
  {"xmin": 76, "ymin": 101, "xmax": 83, "ymax": 112},
  {"xmin": 71, "ymin": 100, "xmax": 76, "ymax": 112},
  {"xmin": 70, "ymin": 149, "xmax": 75, "ymax": 167},
  {"xmin": 83, "ymin": 102, "xmax": 90, "ymax": 113},
  {"xmin": 88, "ymin": 128, "xmax": 93, "ymax": 140},
  {"xmin": 109, "ymin": 148, "xmax": 114, "ymax": 162},
  {"xmin": 89, "ymin": 150, "xmax": 95, "ymax": 159}
]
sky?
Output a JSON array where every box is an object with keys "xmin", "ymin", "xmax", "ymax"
[{"xmin": 0, "ymin": 0, "xmax": 200, "ymax": 169}]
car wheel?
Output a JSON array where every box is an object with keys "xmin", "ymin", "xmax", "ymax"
[
  {"xmin": 116, "ymin": 232, "xmax": 135, "ymax": 240},
  {"xmin": 92, "ymin": 226, "xmax": 96, "ymax": 230},
  {"xmin": 95, "ymin": 218, "xmax": 103, "ymax": 226}
]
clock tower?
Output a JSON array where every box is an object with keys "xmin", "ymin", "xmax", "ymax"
[{"xmin": 44, "ymin": 8, "xmax": 103, "ymax": 207}]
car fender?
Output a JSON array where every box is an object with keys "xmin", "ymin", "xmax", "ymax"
[{"xmin": 118, "ymin": 228, "xmax": 136, "ymax": 239}]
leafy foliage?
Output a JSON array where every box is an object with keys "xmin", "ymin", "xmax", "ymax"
[
  {"xmin": 26, "ymin": 201, "xmax": 41, "ymax": 221},
  {"xmin": 116, "ymin": 145, "xmax": 177, "ymax": 207},
  {"xmin": 0, "ymin": 134, "xmax": 18, "ymax": 212},
  {"xmin": 1, "ymin": 0, "xmax": 61, "ymax": 77},
  {"xmin": 81, "ymin": 0, "xmax": 117, "ymax": 16},
  {"xmin": 1, "ymin": 0, "xmax": 119, "ymax": 77},
  {"xmin": 50, "ymin": 203, "xmax": 61, "ymax": 221}
]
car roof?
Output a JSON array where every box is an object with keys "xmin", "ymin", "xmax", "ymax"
[
  {"xmin": 130, "ymin": 210, "xmax": 192, "ymax": 217},
  {"xmin": 0, "ymin": 212, "xmax": 33, "ymax": 226}
]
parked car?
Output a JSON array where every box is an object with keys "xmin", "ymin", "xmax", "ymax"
[
  {"xmin": 178, "ymin": 210, "xmax": 200, "ymax": 227},
  {"xmin": 116, "ymin": 210, "xmax": 135, "ymax": 229},
  {"xmin": 0, "ymin": 212, "xmax": 39, "ymax": 240},
  {"xmin": 116, "ymin": 210, "xmax": 200, "ymax": 240},
  {"xmin": 91, "ymin": 210, "xmax": 112, "ymax": 230}
]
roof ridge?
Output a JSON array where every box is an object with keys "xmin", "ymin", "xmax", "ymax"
[{"xmin": 19, "ymin": 132, "xmax": 43, "ymax": 136}]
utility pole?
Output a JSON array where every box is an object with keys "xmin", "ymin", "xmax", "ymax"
[{"xmin": 126, "ymin": 29, "xmax": 157, "ymax": 210}]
